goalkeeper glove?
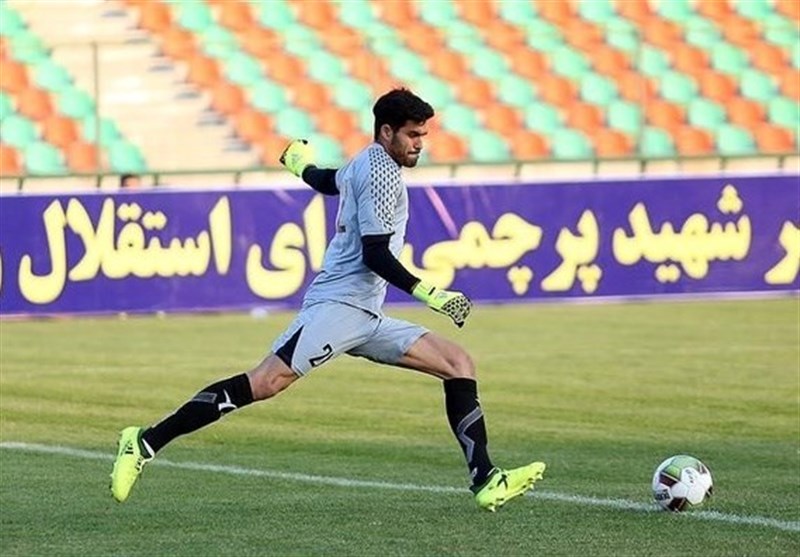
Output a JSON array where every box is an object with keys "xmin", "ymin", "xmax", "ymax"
[
  {"xmin": 280, "ymin": 139, "xmax": 314, "ymax": 177},
  {"xmin": 412, "ymin": 280, "xmax": 472, "ymax": 328}
]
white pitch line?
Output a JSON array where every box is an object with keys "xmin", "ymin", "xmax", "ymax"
[{"xmin": 2, "ymin": 441, "xmax": 798, "ymax": 533}]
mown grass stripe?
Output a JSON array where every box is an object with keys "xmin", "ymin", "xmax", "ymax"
[{"xmin": 2, "ymin": 441, "xmax": 798, "ymax": 533}]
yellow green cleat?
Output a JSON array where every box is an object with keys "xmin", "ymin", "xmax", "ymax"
[
  {"xmin": 110, "ymin": 426, "xmax": 152, "ymax": 503},
  {"xmin": 472, "ymin": 462, "xmax": 546, "ymax": 512}
]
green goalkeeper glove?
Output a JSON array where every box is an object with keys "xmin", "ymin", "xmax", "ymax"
[
  {"xmin": 280, "ymin": 139, "xmax": 314, "ymax": 177},
  {"xmin": 412, "ymin": 280, "xmax": 472, "ymax": 328}
]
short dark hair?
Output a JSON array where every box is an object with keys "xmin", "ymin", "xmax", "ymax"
[{"xmin": 373, "ymin": 88, "xmax": 434, "ymax": 140}]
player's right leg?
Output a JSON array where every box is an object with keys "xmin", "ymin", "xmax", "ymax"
[{"xmin": 110, "ymin": 302, "xmax": 376, "ymax": 502}]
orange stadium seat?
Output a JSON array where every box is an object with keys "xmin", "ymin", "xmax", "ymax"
[
  {"xmin": 755, "ymin": 124, "xmax": 796, "ymax": 153},
  {"xmin": 233, "ymin": 107, "xmax": 271, "ymax": 144},
  {"xmin": 0, "ymin": 144, "xmax": 22, "ymax": 175},
  {"xmin": 617, "ymin": 72, "xmax": 656, "ymax": 102},
  {"xmin": 779, "ymin": 70, "xmax": 800, "ymax": 102},
  {"xmin": 240, "ymin": 27, "xmax": 279, "ymax": 59},
  {"xmin": 567, "ymin": 102, "xmax": 605, "ymax": 134},
  {"xmin": 457, "ymin": 76, "xmax": 494, "ymax": 106},
  {"xmin": 186, "ymin": 53, "xmax": 221, "ymax": 88},
  {"xmin": 675, "ymin": 126, "xmax": 715, "ymax": 156},
  {"xmin": 258, "ymin": 133, "xmax": 290, "ymax": 166},
  {"xmin": 138, "ymin": 1, "xmax": 171, "ymax": 34},
  {"xmin": 160, "ymin": 27, "xmax": 196, "ymax": 61},
  {"xmin": 16, "ymin": 87, "xmax": 53, "ymax": 120},
  {"xmin": 645, "ymin": 100, "xmax": 686, "ymax": 135},
  {"xmin": 749, "ymin": 43, "xmax": 790, "ymax": 75},
  {"xmin": 616, "ymin": 0, "xmax": 652, "ymax": 24},
  {"xmin": 510, "ymin": 129, "xmax": 549, "ymax": 159},
  {"xmin": 589, "ymin": 46, "xmax": 630, "ymax": 78},
  {"xmin": 699, "ymin": 71, "xmax": 738, "ymax": 104},
  {"xmin": 380, "ymin": 1, "xmax": 416, "ymax": 27},
  {"xmin": 342, "ymin": 132, "xmax": 372, "ymax": 158},
  {"xmin": 722, "ymin": 17, "xmax": 760, "ymax": 48},
  {"xmin": 428, "ymin": 131, "xmax": 469, "ymax": 163},
  {"xmin": 0, "ymin": 59, "xmax": 29, "ymax": 94},
  {"xmin": 593, "ymin": 128, "xmax": 633, "ymax": 157},
  {"xmin": 65, "ymin": 141, "xmax": 99, "ymax": 173},
  {"xmin": 642, "ymin": 17, "xmax": 684, "ymax": 49},
  {"xmin": 456, "ymin": 0, "xmax": 495, "ymax": 26},
  {"xmin": 538, "ymin": 74, "xmax": 578, "ymax": 106},
  {"xmin": 562, "ymin": 19, "xmax": 605, "ymax": 51},
  {"xmin": 218, "ymin": 1, "xmax": 254, "ymax": 33},
  {"xmin": 696, "ymin": 0, "xmax": 733, "ymax": 21},
  {"xmin": 291, "ymin": 0, "xmax": 337, "ymax": 30},
  {"xmin": 210, "ymin": 81, "xmax": 245, "ymax": 115},
  {"xmin": 671, "ymin": 44, "xmax": 710, "ymax": 78},
  {"xmin": 481, "ymin": 21, "xmax": 527, "ymax": 52},
  {"xmin": 42, "ymin": 114, "xmax": 78, "ymax": 150},
  {"xmin": 316, "ymin": 106, "xmax": 357, "ymax": 141},
  {"xmin": 776, "ymin": 0, "xmax": 800, "ymax": 21},
  {"xmin": 292, "ymin": 82, "xmax": 330, "ymax": 111},
  {"xmin": 509, "ymin": 49, "xmax": 548, "ymax": 80},
  {"xmin": 262, "ymin": 51, "xmax": 305, "ymax": 85},
  {"xmin": 483, "ymin": 104, "xmax": 523, "ymax": 137},
  {"xmin": 538, "ymin": 0, "xmax": 574, "ymax": 26},
  {"xmin": 727, "ymin": 97, "xmax": 767, "ymax": 128}
]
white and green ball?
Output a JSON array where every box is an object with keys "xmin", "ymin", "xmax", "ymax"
[{"xmin": 652, "ymin": 455, "xmax": 713, "ymax": 512}]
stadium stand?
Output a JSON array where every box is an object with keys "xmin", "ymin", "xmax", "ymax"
[{"xmin": 0, "ymin": 0, "xmax": 798, "ymax": 186}]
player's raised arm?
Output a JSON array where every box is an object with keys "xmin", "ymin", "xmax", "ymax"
[{"xmin": 279, "ymin": 139, "xmax": 339, "ymax": 196}]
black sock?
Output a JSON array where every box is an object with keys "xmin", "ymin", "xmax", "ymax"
[
  {"xmin": 444, "ymin": 378, "xmax": 494, "ymax": 487},
  {"xmin": 141, "ymin": 373, "xmax": 254, "ymax": 455}
]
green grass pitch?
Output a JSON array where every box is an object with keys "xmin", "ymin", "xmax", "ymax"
[{"xmin": 1, "ymin": 298, "xmax": 798, "ymax": 556}]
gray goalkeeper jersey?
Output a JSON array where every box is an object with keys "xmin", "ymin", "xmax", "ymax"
[{"xmin": 302, "ymin": 143, "xmax": 409, "ymax": 315}]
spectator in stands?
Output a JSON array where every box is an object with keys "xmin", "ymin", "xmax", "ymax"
[{"xmin": 119, "ymin": 173, "xmax": 141, "ymax": 189}]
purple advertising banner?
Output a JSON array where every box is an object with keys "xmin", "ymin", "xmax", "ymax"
[{"xmin": 0, "ymin": 174, "xmax": 797, "ymax": 316}]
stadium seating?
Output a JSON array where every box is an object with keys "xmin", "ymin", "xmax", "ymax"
[{"xmin": 1, "ymin": 0, "xmax": 798, "ymax": 177}]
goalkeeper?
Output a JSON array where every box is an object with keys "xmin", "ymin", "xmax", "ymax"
[{"xmin": 111, "ymin": 88, "xmax": 544, "ymax": 511}]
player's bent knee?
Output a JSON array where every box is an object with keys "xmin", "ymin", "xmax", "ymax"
[
  {"xmin": 247, "ymin": 355, "xmax": 299, "ymax": 400},
  {"xmin": 444, "ymin": 348, "xmax": 476, "ymax": 379}
]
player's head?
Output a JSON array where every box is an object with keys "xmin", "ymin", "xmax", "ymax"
[{"xmin": 373, "ymin": 88, "xmax": 434, "ymax": 168}]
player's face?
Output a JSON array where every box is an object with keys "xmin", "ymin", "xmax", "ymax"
[{"xmin": 385, "ymin": 120, "xmax": 428, "ymax": 167}]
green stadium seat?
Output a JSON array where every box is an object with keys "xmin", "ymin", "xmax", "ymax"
[
  {"xmin": 659, "ymin": 71, "xmax": 699, "ymax": 103},
  {"xmin": 551, "ymin": 129, "xmax": 593, "ymax": 159},
  {"xmin": 762, "ymin": 16, "xmax": 798, "ymax": 49},
  {"xmin": 307, "ymin": 51, "xmax": 346, "ymax": 83},
  {"xmin": 550, "ymin": 46, "xmax": 591, "ymax": 79},
  {"xmin": 81, "ymin": 115, "xmax": 122, "ymax": 145},
  {"xmin": 57, "ymin": 88, "xmax": 95, "ymax": 119},
  {"xmin": 0, "ymin": 114, "xmax": 38, "ymax": 149},
  {"xmin": 524, "ymin": 102, "xmax": 563, "ymax": 134},
  {"xmin": 283, "ymin": 26, "xmax": 322, "ymax": 58},
  {"xmin": 0, "ymin": 5, "xmax": 26, "ymax": 37},
  {"xmin": 710, "ymin": 42, "xmax": 749, "ymax": 74},
  {"xmin": 468, "ymin": 130, "xmax": 510, "ymax": 163},
  {"xmin": 274, "ymin": 106, "xmax": 316, "ymax": 137},
  {"xmin": 607, "ymin": 100, "xmax": 643, "ymax": 134},
  {"xmin": 499, "ymin": 0, "xmax": 538, "ymax": 23},
  {"xmin": 578, "ymin": 0, "xmax": 617, "ymax": 23},
  {"xmin": 247, "ymin": 79, "xmax": 289, "ymax": 113},
  {"xmin": 768, "ymin": 96, "xmax": 799, "ymax": 128},
  {"xmin": 687, "ymin": 98, "xmax": 726, "ymax": 130},
  {"xmin": 604, "ymin": 20, "xmax": 639, "ymax": 52},
  {"xmin": 252, "ymin": 0, "xmax": 295, "ymax": 30},
  {"xmin": 526, "ymin": 21, "xmax": 564, "ymax": 52},
  {"xmin": 388, "ymin": 49, "xmax": 426, "ymax": 81},
  {"xmin": 223, "ymin": 52, "xmax": 264, "ymax": 87},
  {"xmin": 580, "ymin": 73, "xmax": 619, "ymax": 106},
  {"xmin": 716, "ymin": 124, "xmax": 757, "ymax": 155},
  {"xmin": 24, "ymin": 140, "xmax": 65, "ymax": 175},
  {"xmin": 308, "ymin": 133, "xmax": 344, "ymax": 166},
  {"xmin": 336, "ymin": 0, "xmax": 375, "ymax": 29},
  {"xmin": 197, "ymin": 26, "xmax": 238, "ymax": 58},
  {"xmin": 31, "ymin": 59, "xmax": 73, "ymax": 92},
  {"xmin": 7, "ymin": 33, "xmax": 50, "ymax": 64},
  {"xmin": 639, "ymin": 127, "xmax": 676, "ymax": 157},
  {"xmin": 739, "ymin": 69, "xmax": 779, "ymax": 102},
  {"xmin": 418, "ymin": 1, "xmax": 456, "ymax": 26},
  {"xmin": 637, "ymin": 46, "xmax": 671, "ymax": 78},
  {"xmin": 108, "ymin": 140, "xmax": 147, "ymax": 173},
  {"xmin": 497, "ymin": 74, "xmax": 536, "ymax": 108},
  {"xmin": 735, "ymin": 0, "xmax": 775, "ymax": 20},
  {"xmin": 173, "ymin": 1, "xmax": 213, "ymax": 32},
  {"xmin": 439, "ymin": 103, "xmax": 480, "ymax": 135},
  {"xmin": 0, "ymin": 92, "xmax": 13, "ymax": 120},
  {"xmin": 657, "ymin": 0, "xmax": 695, "ymax": 21},
  {"xmin": 683, "ymin": 16, "xmax": 723, "ymax": 49},
  {"xmin": 407, "ymin": 76, "xmax": 453, "ymax": 108},
  {"xmin": 469, "ymin": 49, "xmax": 509, "ymax": 81}
]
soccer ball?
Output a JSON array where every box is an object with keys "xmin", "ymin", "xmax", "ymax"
[{"xmin": 651, "ymin": 455, "xmax": 713, "ymax": 512}]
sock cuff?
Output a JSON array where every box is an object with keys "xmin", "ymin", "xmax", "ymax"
[
  {"xmin": 444, "ymin": 377, "xmax": 478, "ymax": 395},
  {"xmin": 230, "ymin": 373, "xmax": 255, "ymax": 406}
]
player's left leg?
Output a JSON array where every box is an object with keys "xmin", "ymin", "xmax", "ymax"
[{"xmin": 349, "ymin": 319, "xmax": 545, "ymax": 511}]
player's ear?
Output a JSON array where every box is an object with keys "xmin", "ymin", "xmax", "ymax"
[{"xmin": 380, "ymin": 124, "xmax": 393, "ymax": 142}]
